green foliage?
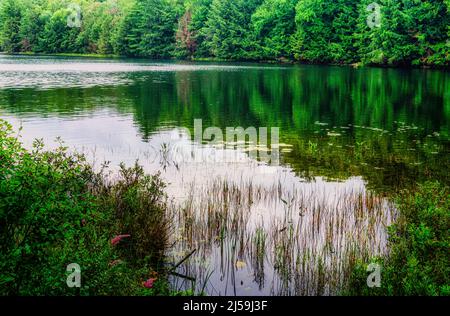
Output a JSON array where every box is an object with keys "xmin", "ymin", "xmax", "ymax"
[
  {"xmin": 0, "ymin": 0, "xmax": 448, "ymax": 64},
  {"xmin": 252, "ymin": 0, "xmax": 297, "ymax": 59},
  {"xmin": 202, "ymin": 0, "xmax": 263, "ymax": 60},
  {"xmin": 0, "ymin": 120, "xmax": 171, "ymax": 295},
  {"xmin": 39, "ymin": 8, "xmax": 80, "ymax": 53},
  {"xmin": 0, "ymin": 0, "xmax": 23, "ymax": 53},
  {"xmin": 75, "ymin": 1, "xmax": 126, "ymax": 54},
  {"xmin": 186, "ymin": 0, "xmax": 213, "ymax": 58},
  {"xmin": 356, "ymin": 0, "xmax": 450, "ymax": 66},
  {"xmin": 102, "ymin": 163, "xmax": 170, "ymax": 265},
  {"xmin": 121, "ymin": 0, "xmax": 182, "ymax": 58},
  {"xmin": 292, "ymin": 0, "xmax": 360, "ymax": 64},
  {"xmin": 346, "ymin": 182, "xmax": 449, "ymax": 296}
]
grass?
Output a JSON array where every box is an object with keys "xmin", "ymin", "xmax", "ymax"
[
  {"xmin": 0, "ymin": 119, "xmax": 177, "ymax": 295},
  {"xmin": 168, "ymin": 177, "xmax": 395, "ymax": 295}
]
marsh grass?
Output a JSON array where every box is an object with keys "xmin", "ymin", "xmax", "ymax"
[{"xmin": 168, "ymin": 177, "xmax": 396, "ymax": 295}]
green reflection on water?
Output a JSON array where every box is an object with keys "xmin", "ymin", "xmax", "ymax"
[{"xmin": 0, "ymin": 57, "xmax": 448, "ymax": 191}]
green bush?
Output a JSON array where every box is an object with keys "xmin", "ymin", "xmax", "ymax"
[
  {"xmin": 346, "ymin": 182, "xmax": 450, "ymax": 296},
  {"xmin": 100, "ymin": 163, "xmax": 170, "ymax": 268},
  {"xmin": 0, "ymin": 120, "xmax": 171, "ymax": 295}
]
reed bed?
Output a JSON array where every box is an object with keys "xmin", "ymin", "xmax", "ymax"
[{"xmin": 167, "ymin": 177, "xmax": 396, "ymax": 296}]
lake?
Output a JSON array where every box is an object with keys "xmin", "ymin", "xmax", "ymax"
[{"xmin": 0, "ymin": 54, "xmax": 448, "ymax": 295}]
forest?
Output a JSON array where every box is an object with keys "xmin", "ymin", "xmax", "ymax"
[{"xmin": 0, "ymin": 0, "xmax": 448, "ymax": 67}]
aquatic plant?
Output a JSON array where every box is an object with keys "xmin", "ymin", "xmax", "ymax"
[{"xmin": 168, "ymin": 175, "xmax": 395, "ymax": 295}]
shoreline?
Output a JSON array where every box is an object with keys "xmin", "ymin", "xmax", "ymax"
[{"xmin": 2, "ymin": 52, "xmax": 448, "ymax": 70}]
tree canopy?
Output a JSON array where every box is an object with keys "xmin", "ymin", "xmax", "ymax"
[{"xmin": 0, "ymin": 0, "xmax": 448, "ymax": 66}]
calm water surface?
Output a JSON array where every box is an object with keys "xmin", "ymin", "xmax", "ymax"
[{"xmin": 1, "ymin": 55, "xmax": 448, "ymax": 295}]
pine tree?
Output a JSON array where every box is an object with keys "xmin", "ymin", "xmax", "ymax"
[
  {"xmin": 251, "ymin": 0, "xmax": 297, "ymax": 60},
  {"xmin": 189, "ymin": 0, "xmax": 212, "ymax": 57},
  {"xmin": 203, "ymin": 0, "xmax": 263, "ymax": 60},
  {"xmin": 356, "ymin": 0, "xmax": 449, "ymax": 66},
  {"xmin": 292, "ymin": 0, "xmax": 359, "ymax": 64},
  {"xmin": 0, "ymin": 0, "xmax": 447, "ymax": 65},
  {"xmin": 0, "ymin": 0, "xmax": 24, "ymax": 52},
  {"xmin": 121, "ymin": 0, "xmax": 181, "ymax": 58}
]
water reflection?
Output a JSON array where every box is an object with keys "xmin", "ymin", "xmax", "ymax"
[
  {"xmin": 0, "ymin": 55, "xmax": 448, "ymax": 295},
  {"xmin": 2, "ymin": 113, "xmax": 395, "ymax": 295}
]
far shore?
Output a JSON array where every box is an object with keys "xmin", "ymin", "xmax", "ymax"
[{"xmin": 1, "ymin": 52, "xmax": 446, "ymax": 70}]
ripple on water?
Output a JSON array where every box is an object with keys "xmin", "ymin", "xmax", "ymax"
[{"xmin": 0, "ymin": 56, "xmax": 288, "ymax": 90}]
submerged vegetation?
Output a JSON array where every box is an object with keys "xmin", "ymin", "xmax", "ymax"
[
  {"xmin": 0, "ymin": 119, "xmax": 172, "ymax": 295},
  {"xmin": 0, "ymin": 0, "xmax": 448, "ymax": 67}
]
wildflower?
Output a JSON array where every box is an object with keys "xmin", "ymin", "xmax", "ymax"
[
  {"xmin": 111, "ymin": 234, "xmax": 131, "ymax": 246},
  {"xmin": 143, "ymin": 278, "xmax": 157, "ymax": 289}
]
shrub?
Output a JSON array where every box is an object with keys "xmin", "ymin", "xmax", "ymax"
[
  {"xmin": 346, "ymin": 182, "xmax": 449, "ymax": 296},
  {"xmin": 100, "ymin": 163, "xmax": 170, "ymax": 267},
  {"xmin": 0, "ymin": 120, "xmax": 171, "ymax": 295}
]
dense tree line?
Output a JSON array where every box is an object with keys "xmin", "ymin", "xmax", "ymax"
[{"xmin": 0, "ymin": 0, "xmax": 448, "ymax": 66}]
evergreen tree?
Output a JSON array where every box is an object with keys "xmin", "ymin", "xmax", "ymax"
[
  {"xmin": 292, "ymin": 0, "xmax": 359, "ymax": 64},
  {"xmin": 121, "ymin": 0, "xmax": 181, "ymax": 58},
  {"xmin": 175, "ymin": 2, "xmax": 196, "ymax": 58},
  {"xmin": 203, "ymin": 0, "xmax": 263, "ymax": 60},
  {"xmin": 0, "ymin": 0, "xmax": 24, "ymax": 52},
  {"xmin": 174, "ymin": 0, "xmax": 212, "ymax": 58},
  {"xmin": 0, "ymin": 0, "xmax": 447, "ymax": 66},
  {"xmin": 18, "ymin": 0, "xmax": 46, "ymax": 52},
  {"xmin": 401, "ymin": 0, "xmax": 449, "ymax": 66},
  {"xmin": 356, "ymin": 0, "xmax": 449, "ymax": 66},
  {"xmin": 190, "ymin": 0, "xmax": 212, "ymax": 57},
  {"xmin": 251, "ymin": 0, "xmax": 297, "ymax": 60}
]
